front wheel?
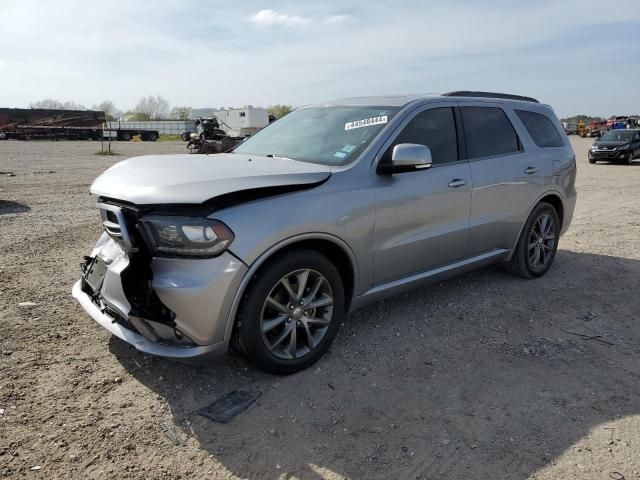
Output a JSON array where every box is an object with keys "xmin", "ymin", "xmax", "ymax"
[
  {"xmin": 625, "ymin": 152, "xmax": 634, "ymax": 165},
  {"xmin": 235, "ymin": 249, "xmax": 345, "ymax": 374},
  {"xmin": 505, "ymin": 202, "xmax": 560, "ymax": 278}
]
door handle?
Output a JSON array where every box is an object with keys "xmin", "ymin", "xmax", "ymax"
[
  {"xmin": 524, "ymin": 166, "xmax": 538, "ymax": 174},
  {"xmin": 448, "ymin": 179, "xmax": 467, "ymax": 188}
]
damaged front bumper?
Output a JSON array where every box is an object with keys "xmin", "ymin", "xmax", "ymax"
[
  {"xmin": 72, "ymin": 203, "xmax": 248, "ymax": 359},
  {"xmin": 72, "ymin": 280, "xmax": 222, "ymax": 358}
]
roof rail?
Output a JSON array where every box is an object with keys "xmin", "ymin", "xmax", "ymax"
[{"xmin": 442, "ymin": 91, "xmax": 540, "ymax": 103}]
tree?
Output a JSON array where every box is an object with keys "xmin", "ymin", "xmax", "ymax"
[
  {"xmin": 560, "ymin": 114, "xmax": 604, "ymax": 125},
  {"xmin": 62, "ymin": 101, "xmax": 87, "ymax": 110},
  {"xmin": 92, "ymin": 100, "xmax": 122, "ymax": 121},
  {"xmin": 30, "ymin": 99, "xmax": 86, "ymax": 110},
  {"xmin": 30, "ymin": 99, "xmax": 63, "ymax": 109},
  {"xmin": 268, "ymin": 104, "xmax": 293, "ymax": 119},
  {"xmin": 171, "ymin": 106, "xmax": 193, "ymax": 120},
  {"xmin": 129, "ymin": 94, "xmax": 170, "ymax": 120}
]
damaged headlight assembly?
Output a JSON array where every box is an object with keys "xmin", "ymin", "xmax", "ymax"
[{"xmin": 140, "ymin": 216, "xmax": 234, "ymax": 257}]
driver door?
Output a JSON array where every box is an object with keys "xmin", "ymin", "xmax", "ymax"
[{"xmin": 372, "ymin": 106, "xmax": 471, "ymax": 284}]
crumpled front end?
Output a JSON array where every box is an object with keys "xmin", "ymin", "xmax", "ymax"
[{"xmin": 72, "ymin": 202, "xmax": 247, "ymax": 359}]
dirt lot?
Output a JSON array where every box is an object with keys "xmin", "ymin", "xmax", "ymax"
[{"xmin": 1, "ymin": 137, "xmax": 639, "ymax": 479}]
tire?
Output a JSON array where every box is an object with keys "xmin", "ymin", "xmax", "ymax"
[
  {"xmin": 181, "ymin": 132, "xmax": 190, "ymax": 142},
  {"xmin": 625, "ymin": 152, "xmax": 634, "ymax": 165},
  {"xmin": 234, "ymin": 249, "xmax": 345, "ymax": 374},
  {"xmin": 147, "ymin": 131, "xmax": 158, "ymax": 142},
  {"xmin": 588, "ymin": 157, "xmax": 596, "ymax": 164},
  {"xmin": 505, "ymin": 202, "xmax": 560, "ymax": 279},
  {"xmin": 120, "ymin": 132, "xmax": 131, "ymax": 141}
]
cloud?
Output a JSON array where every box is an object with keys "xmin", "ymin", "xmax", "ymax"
[
  {"xmin": 249, "ymin": 9, "xmax": 310, "ymax": 27},
  {"xmin": 324, "ymin": 14, "xmax": 352, "ymax": 24},
  {"xmin": 248, "ymin": 9, "xmax": 352, "ymax": 27}
]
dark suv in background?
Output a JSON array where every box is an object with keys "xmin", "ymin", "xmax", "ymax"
[{"xmin": 589, "ymin": 129, "xmax": 640, "ymax": 165}]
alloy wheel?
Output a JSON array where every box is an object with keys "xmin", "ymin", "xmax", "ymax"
[
  {"xmin": 260, "ymin": 269, "xmax": 333, "ymax": 360},
  {"xmin": 527, "ymin": 213, "xmax": 556, "ymax": 271}
]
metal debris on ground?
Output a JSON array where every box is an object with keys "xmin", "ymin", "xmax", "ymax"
[
  {"xmin": 560, "ymin": 328, "xmax": 615, "ymax": 346},
  {"xmin": 580, "ymin": 311, "xmax": 598, "ymax": 321},
  {"xmin": 199, "ymin": 388, "xmax": 262, "ymax": 423},
  {"xmin": 160, "ymin": 421, "xmax": 185, "ymax": 446}
]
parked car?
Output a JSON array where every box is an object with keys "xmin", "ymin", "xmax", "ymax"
[
  {"xmin": 588, "ymin": 129, "xmax": 640, "ymax": 165},
  {"xmin": 73, "ymin": 91, "xmax": 577, "ymax": 373}
]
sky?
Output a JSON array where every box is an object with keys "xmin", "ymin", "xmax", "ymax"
[{"xmin": 0, "ymin": 0, "xmax": 638, "ymax": 118}]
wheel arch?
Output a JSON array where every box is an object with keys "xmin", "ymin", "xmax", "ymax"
[
  {"xmin": 509, "ymin": 191, "xmax": 565, "ymax": 255},
  {"xmin": 538, "ymin": 193, "xmax": 564, "ymax": 229},
  {"xmin": 224, "ymin": 233, "xmax": 359, "ymax": 343}
]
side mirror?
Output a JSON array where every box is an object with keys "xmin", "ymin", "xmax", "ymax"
[{"xmin": 378, "ymin": 143, "xmax": 433, "ymax": 174}]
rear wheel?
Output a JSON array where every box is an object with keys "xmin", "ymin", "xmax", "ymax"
[
  {"xmin": 235, "ymin": 249, "xmax": 345, "ymax": 374},
  {"xmin": 505, "ymin": 202, "xmax": 560, "ymax": 278},
  {"xmin": 120, "ymin": 132, "xmax": 131, "ymax": 141},
  {"xmin": 147, "ymin": 131, "xmax": 159, "ymax": 142}
]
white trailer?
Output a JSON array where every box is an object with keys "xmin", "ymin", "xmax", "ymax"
[{"xmin": 213, "ymin": 106, "xmax": 269, "ymax": 137}]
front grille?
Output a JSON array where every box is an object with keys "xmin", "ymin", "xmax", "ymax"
[
  {"xmin": 106, "ymin": 210, "xmax": 118, "ymax": 223},
  {"xmin": 98, "ymin": 203, "xmax": 134, "ymax": 252},
  {"xmin": 94, "ymin": 201, "xmax": 177, "ymax": 330},
  {"xmin": 593, "ymin": 151, "xmax": 617, "ymax": 158}
]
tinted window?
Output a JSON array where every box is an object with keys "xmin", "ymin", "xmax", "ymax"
[
  {"xmin": 384, "ymin": 107, "xmax": 458, "ymax": 165},
  {"xmin": 599, "ymin": 130, "xmax": 634, "ymax": 142},
  {"xmin": 516, "ymin": 110, "xmax": 563, "ymax": 148},
  {"xmin": 461, "ymin": 107, "xmax": 520, "ymax": 159}
]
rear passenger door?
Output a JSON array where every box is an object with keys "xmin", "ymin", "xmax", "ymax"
[{"xmin": 462, "ymin": 104, "xmax": 553, "ymax": 255}]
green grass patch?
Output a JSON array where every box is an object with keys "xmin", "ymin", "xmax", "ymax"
[
  {"xmin": 95, "ymin": 150, "xmax": 120, "ymax": 156},
  {"xmin": 158, "ymin": 134, "xmax": 184, "ymax": 142}
]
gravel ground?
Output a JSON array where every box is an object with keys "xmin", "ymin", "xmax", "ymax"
[{"xmin": 1, "ymin": 137, "xmax": 639, "ymax": 479}]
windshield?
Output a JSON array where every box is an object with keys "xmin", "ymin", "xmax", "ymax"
[
  {"xmin": 599, "ymin": 130, "xmax": 634, "ymax": 142},
  {"xmin": 234, "ymin": 106, "xmax": 401, "ymax": 165}
]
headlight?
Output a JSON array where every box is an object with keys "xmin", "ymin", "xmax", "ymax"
[
  {"xmin": 140, "ymin": 216, "xmax": 234, "ymax": 257},
  {"xmin": 615, "ymin": 144, "xmax": 629, "ymax": 151},
  {"xmin": 590, "ymin": 145, "xmax": 597, "ymax": 150}
]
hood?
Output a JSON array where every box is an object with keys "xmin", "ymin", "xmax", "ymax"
[
  {"xmin": 90, "ymin": 153, "xmax": 332, "ymax": 205},
  {"xmin": 593, "ymin": 140, "xmax": 629, "ymax": 149}
]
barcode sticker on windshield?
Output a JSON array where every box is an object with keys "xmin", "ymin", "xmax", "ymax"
[{"xmin": 345, "ymin": 116, "xmax": 388, "ymax": 131}]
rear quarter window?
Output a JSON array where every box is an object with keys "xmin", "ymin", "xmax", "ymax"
[{"xmin": 516, "ymin": 110, "xmax": 563, "ymax": 148}]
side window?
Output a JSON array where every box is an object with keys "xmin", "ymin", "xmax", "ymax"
[
  {"xmin": 515, "ymin": 110, "xmax": 563, "ymax": 148},
  {"xmin": 460, "ymin": 107, "xmax": 521, "ymax": 159},
  {"xmin": 384, "ymin": 107, "xmax": 458, "ymax": 165}
]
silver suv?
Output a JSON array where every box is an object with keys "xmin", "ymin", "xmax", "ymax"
[{"xmin": 73, "ymin": 91, "xmax": 576, "ymax": 373}]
